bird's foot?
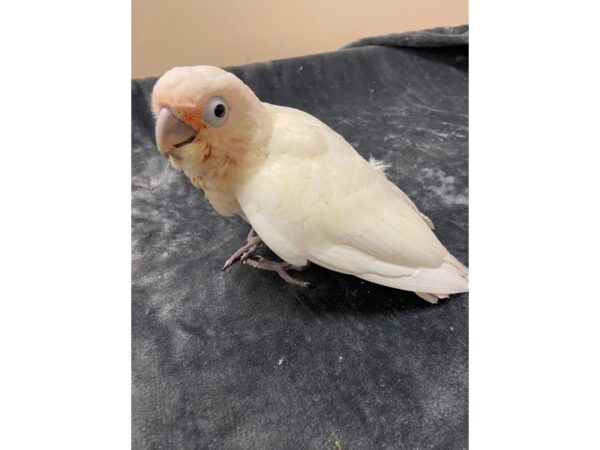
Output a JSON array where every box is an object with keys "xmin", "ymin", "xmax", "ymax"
[
  {"xmin": 223, "ymin": 228, "xmax": 263, "ymax": 271},
  {"xmin": 243, "ymin": 256, "xmax": 312, "ymax": 288}
]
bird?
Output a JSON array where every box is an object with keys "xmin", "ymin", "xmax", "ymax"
[{"xmin": 151, "ymin": 65, "xmax": 468, "ymax": 303}]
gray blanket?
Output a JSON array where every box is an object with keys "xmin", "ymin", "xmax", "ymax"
[{"xmin": 132, "ymin": 26, "xmax": 469, "ymax": 449}]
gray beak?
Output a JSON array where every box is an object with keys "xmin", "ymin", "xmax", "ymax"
[{"xmin": 155, "ymin": 108, "xmax": 196, "ymax": 157}]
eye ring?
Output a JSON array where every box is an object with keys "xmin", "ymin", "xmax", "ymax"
[{"xmin": 203, "ymin": 96, "xmax": 229, "ymax": 127}]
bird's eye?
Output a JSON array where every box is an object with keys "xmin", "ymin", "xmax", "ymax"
[
  {"xmin": 214, "ymin": 103, "xmax": 226, "ymax": 118},
  {"xmin": 203, "ymin": 96, "xmax": 229, "ymax": 127}
]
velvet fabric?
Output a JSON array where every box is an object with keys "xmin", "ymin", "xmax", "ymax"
[{"xmin": 132, "ymin": 26, "xmax": 468, "ymax": 449}]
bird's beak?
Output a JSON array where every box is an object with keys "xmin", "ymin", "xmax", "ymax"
[{"xmin": 155, "ymin": 108, "xmax": 196, "ymax": 157}]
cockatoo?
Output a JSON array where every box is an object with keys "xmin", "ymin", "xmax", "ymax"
[{"xmin": 151, "ymin": 65, "xmax": 468, "ymax": 303}]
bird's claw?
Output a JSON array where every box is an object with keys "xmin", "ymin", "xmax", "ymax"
[
  {"xmin": 244, "ymin": 256, "xmax": 312, "ymax": 288},
  {"xmin": 222, "ymin": 228, "xmax": 263, "ymax": 271}
]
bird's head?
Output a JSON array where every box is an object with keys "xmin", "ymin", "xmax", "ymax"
[{"xmin": 151, "ymin": 66, "xmax": 270, "ymax": 174}]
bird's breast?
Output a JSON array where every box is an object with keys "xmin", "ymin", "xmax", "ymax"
[{"xmin": 190, "ymin": 175, "xmax": 242, "ymax": 217}]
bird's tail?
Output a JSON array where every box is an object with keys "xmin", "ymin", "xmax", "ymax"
[{"xmin": 415, "ymin": 254, "xmax": 469, "ymax": 304}]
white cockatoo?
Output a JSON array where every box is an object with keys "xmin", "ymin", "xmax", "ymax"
[{"xmin": 151, "ymin": 65, "xmax": 468, "ymax": 303}]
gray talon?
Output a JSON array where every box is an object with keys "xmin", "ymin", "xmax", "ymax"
[
  {"xmin": 223, "ymin": 228, "xmax": 263, "ymax": 271},
  {"xmin": 243, "ymin": 256, "xmax": 311, "ymax": 287},
  {"xmin": 224, "ymin": 229, "xmax": 311, "ymax": 287}
]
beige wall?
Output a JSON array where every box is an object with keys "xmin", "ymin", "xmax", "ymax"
[{"xmin": 132, "ymin": 0, "xmax": 468, "ymax": 78}]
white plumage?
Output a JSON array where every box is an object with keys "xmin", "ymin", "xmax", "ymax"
[
  {"xmin": 152, "ymin": 65, "xmax": 468, "ymax": 303},
  {"xmin": 236, "ymin": 104, "xmax": 468, "ymax": 303}
]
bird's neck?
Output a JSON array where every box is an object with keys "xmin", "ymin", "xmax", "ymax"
[{"xmin": 178, "ymin": 141, "xmax": 266, "ymax": 216}]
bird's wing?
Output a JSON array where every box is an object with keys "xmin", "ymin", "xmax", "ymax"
[{"xmin": 236, "ymin": 105, "xmax": 468, "ymax": 294}]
